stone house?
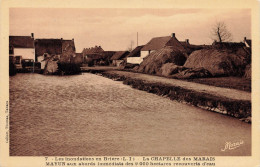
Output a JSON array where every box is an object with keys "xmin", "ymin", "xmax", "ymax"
[{"xmin": 35, "ymin": 38, "xmax": 76, "ymax": 70}]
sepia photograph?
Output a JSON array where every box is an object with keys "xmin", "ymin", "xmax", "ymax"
[
  {"xmin": 8, "ymin": 7, "xmax": 252, "ymax": 156},
  {"xmin": 1, "ymin": 0, "xmax": 260, "ymax": 166}
]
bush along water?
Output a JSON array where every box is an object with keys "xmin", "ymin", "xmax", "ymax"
[
  {"xmin": 57, "ymin": 63, "xmax": 82, "ymax": 75},
  {"xmin": 99, "ymin": 71, "xmax": 251, "ymax": 122}
]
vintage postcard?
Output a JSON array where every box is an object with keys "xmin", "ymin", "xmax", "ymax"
[{"xmin": 0, "ymin": 0, "xmax": 259, "ymax": 167}]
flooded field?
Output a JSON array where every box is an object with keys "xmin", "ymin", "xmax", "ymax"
[{"xmin": 9, "ymin": 73, "xmax": 251, "ymax": 156}]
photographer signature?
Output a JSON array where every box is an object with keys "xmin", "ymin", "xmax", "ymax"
[{"xmin": 221, "ymin": 140, "xmax": 244, "ymax": 151}]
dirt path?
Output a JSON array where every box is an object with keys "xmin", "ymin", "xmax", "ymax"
[{"xmin": 106, "ymin": 70, "xmax": 251, "ymax": 101}]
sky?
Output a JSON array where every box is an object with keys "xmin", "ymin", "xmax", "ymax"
[{"xmin": 9, "ymin": 8, "xmax": 251, "ymax": 52}]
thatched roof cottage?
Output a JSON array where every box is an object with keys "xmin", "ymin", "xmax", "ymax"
[
  {"xmin": 110, "ymin": 51, "xmax": 130, "ymax": 66},
  {"xmin": 126, "ymin": 45, "xmax": 144, "ymax": 64},
  {"xmin": 133, "ymin": 33, "xmax": 186, "ymax": 64}
]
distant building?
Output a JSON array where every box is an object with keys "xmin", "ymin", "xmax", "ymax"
[
  {"xmin": 110, "ymin": 51, "xmax": 130, "ymax": 66},
  {"xmin": 9, "ymin": 33, "xmax": 35, "ymax": 61},
  {"xmin": 101, "ymin": 51, "xmax": 116, "ymax": 64},
  {"xmin": 212, "ymin": 41, "xmax": 246, "ymax": 48},
  {"xmin": 35, "ymin": 38, "xmax": 76, "ymax": 69},
  {"xmin": 136, "ymin": 33, "xmax": 185, "ymax": 64},
  {"xmin": 179, "ymin": 39, "xmax": 190, "ymax": 47},
  {"xmin": 82, "ymin": 46, "xmax": 118, "ymax": 65},
  {"xmin": 82, "ymin": 46, "xmax": 104, "ymax": 58},
  {"xmin": 82, "ymin": 46, "xmax": 105, "ymax": 64},
  {"xmin": 179, "ymin": 39, "xmax": 205, "ymax": 55},
  {"xmin": 126, "ymin": 45, "xmax": 144, "ymax": 64}
]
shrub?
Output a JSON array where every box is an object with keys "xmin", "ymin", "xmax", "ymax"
[{"xmin": 57, "ymin": 63, "xmax": 81, "ymax": 75}]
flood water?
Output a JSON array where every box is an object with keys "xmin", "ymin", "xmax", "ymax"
[{"xmin": 9, "ymin": 73, "xmax": 251, "ymax": 156}]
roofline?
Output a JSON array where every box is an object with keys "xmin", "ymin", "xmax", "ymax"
[
  {"xmin": 11, "ymin": 47, "xmax": 35, "ymax": 49},
  {"xmin": 141, "ymin": 36, "xmax": 173, "ymax": 51},
  {"xmin": 35, "ymin": 38, "xmax": 74, "ymax": 40},
  {"xmin": 9, "ymin": 35, "xmax": 33, "ymax": 38}
]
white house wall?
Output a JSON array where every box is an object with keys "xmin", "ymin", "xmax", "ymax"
[
  {"xmin": 127, "ymin": 57, "xmax": 143, "ymax": 64},
  {"xmin": 13, "ymin": 48, "xmax": 35, "ymax": 61},
  {"xmin": 140, "ymin": 51, "xmax": 150, "ymax": 59},
  {"xmin": 140, "ymin": 50, "xmax": 156, "ymax": 58},
  {"xmin": 37, "ymin": 56, "xmax": 46, "ymax": 69}
]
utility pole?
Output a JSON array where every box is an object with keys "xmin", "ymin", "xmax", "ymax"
[{"xmin": 137, "ymin": 32, "xmax": 138, "ymax": 47}]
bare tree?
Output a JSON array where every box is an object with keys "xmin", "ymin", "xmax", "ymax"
[
  {"xmin": 211, "ymin": 21, "xmax": 232, "ymax": 43},
  {"xmin": 127, "ymin": 40, "xmax": 135, "ymax": 52}
]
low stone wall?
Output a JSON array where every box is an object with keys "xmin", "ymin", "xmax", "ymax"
[{"xmin": 86, "ymin": 70, "xmax": 251, "ymax": 123}]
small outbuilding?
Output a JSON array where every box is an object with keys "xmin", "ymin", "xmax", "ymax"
[
  {"xmin": 110, "ymin": 51, "xmax": 130, "ymax": 66},
  {"xmin": 126, "ymin": 45, "xmax": 144, "ymax": 64}
]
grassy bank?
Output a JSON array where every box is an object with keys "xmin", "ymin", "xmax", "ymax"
[
  {"xmin": 84, "ymin": 69, "xmax": 251, "ymax": 123},
  {"xmin": 185, "ymin": 77, "xmax": 251, "ymax": 92}
]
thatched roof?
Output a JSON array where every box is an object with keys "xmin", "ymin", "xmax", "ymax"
[
  {"xmin": 110, "ymin": 51, "xmax": 129, "ymax": 60},
  {"xmin": 136, "ymin": 46, "xmax": 187, "ymax": 75},
  {"xmin": 179, "ymin": 41, "xmax": 204, "ymax": 55},
  {"xmin": 184, "ymin": 48, "xmax": 250, "ymax": 76},
  {"xmin": 212, "ymin": 41, "xmax": 246, "ymax": 48},
  {"xmin": 101, "ymin": 51, "xmax": 116, "ymax": 59},
  {"xmin": 9, "ymin": 36, "xmax": 34, "ymax": 48},
  {"xmin": 127, "ymin": 45, "xmax": 144, "ymax": 57},
  {"xmin": 141, "ymin": 36, "xmax": 185, "ymax": 52}
]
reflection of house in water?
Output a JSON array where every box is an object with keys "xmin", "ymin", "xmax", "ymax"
[{"xmin": 9, "ymin": 33, "xmax": 35, "ymax": 69}]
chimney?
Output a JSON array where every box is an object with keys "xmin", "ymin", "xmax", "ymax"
[
  {"xmin": 61, "ymin": 38, "xmax": 63, "ymax": 41},
  {"xmin": 185, "ymin": 39, "xmax": 189, "ymax": 44},
  {"xmin": 72, "ymin": 38, "xmax": 74, "ymax": 41},
  {"xmin": 244, "ymin": 37, "xmax": 247, "ymax": 41},
  {"xmin": 171, "ymin": 33, "xmax": 175, "ymax": 38},
  {"xmin": 31, "ymin": 33, "xmax": 34, "ymax": 38}
]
